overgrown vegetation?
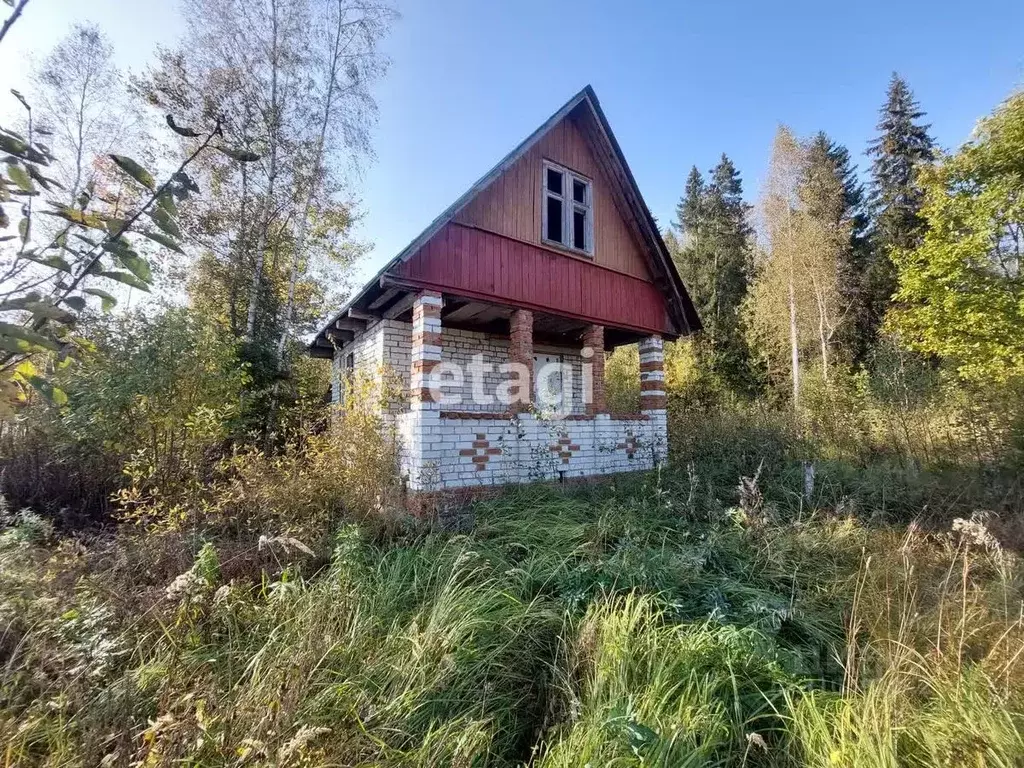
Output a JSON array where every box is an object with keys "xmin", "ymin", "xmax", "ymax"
[
  {"xmin": 1, "ymin": 424, "xmax": 1023, "ymax": 766},
  {"xmin": 3, "ymin": 2, "xmax": 1024, "ymax": 764}
]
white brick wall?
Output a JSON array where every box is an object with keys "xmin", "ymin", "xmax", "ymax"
[
  {"xmin": 397, "ymin": 412, "xmax": 667, "ymax": 491},
  {"xmin": 368, "ymin": 322, "xmax": 587, "ymax": 415},
  {"xmin": 338, "ymin": 316, "xmax": 668, "ymax": 493}
]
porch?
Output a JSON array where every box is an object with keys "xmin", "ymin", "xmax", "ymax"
[{"xmin": 387, "ymin": 289, "xmax": 667, "ymax": 492}]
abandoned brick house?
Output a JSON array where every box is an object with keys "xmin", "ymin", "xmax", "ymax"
[{"xmin": 309, "ymin": 85, "xmax": 701, "ymax": 498}]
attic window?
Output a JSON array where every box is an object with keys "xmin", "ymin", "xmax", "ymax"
[{"xmin": 543, "ymin": 161, "xmax": 592, "ymax": 255}]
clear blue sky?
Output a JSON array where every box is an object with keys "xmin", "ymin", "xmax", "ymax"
[{"xmin": 3, "ymin": 0, "xmax": 1023, "ymax": 285}]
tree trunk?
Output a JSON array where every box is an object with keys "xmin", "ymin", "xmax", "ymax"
[
  {"xmin": 788, "ymin": 269, "xmax": 800, "ymax": 410},
  {"xmin": 243, "ymin": 0, "xmax": 281, "ymax": 344},
  {"xmin": 812, "ymin": 279, "xmax": 830, "ymax": 383},
  {"xmin": 229, "ymin": 147, "xmax": 250, "ymax": 338},
  {"xmin": 274, "ymin": 0, "xmax": 347, "ymax": 365},
  {"xmin": 819, "ymin": 308, "xmax": 829, "ymax": 383}
]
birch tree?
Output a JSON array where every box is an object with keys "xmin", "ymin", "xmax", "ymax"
[
  {"xmin": 31, "ymin": 24, "xmax": 138, "ymax": 206},
  {"xmin": 746, "ymin": 126, "xmax": 851, "ymax": 406},
  {"xmin": 749, "ymin": 127, "xmax": 805, "ymax": 407},
  {"xmin": 137, "ymin": 0, "xmax": 393, "ymax": 431}
]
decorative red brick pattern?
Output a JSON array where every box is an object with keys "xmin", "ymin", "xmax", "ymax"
[
  {"xmin": 462, "ymin": 433, "xmax": 502, "ymax": 471},
  {"xmin": 616, "ymin": 432, "xmax": 639, "ymax": 457},
  {"xmin": 410, "ymin": 291, "xmax": 443, "ymax": 405},
  {"xmin": 548, "ymin": 431, "xmax": 581, "ymax": 465},
  {"xmin": 438, "ymin": 411, "xmax": 650, "ymax": 421},
  {"xmin": 639, "ymin": 333, "xmax": 666, "ymax": 413}
]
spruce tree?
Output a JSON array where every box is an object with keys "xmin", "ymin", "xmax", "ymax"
[
  {"xmin": 866, "ymin": 74, "xmax": 936, "ymax": 345},
  {"xmin": 676, "ymin": 166, "xmax": 706, "ymax": 240},
  {"xmin": 671, "ymin": 156, "xmax": 753, "ymax": 392},
  {"xmin": 804, "ymin": 133, "xmax": 872, "ymax": 362}
]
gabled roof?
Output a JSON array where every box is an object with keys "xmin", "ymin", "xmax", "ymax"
[{"xmin": 310, "ymin": 85, "xmax": 701, "ymax": 352}]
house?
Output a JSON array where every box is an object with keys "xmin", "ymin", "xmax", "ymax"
[{"xmin": 309, "ymin": 85, "xmax": 701, "ymax": 505}]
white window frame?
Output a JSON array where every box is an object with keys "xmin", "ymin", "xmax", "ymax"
[{"xmin": 542, "ymin": 160, "xmax": 594, "ymax": 256}]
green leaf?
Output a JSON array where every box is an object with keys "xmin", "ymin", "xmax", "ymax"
[
  {"xmin": 98, "ymin": 270, "xmax": 150, "ymax": 292},
  {"xmin": 43, "ymin": 206, "xmax": 106, "ymax": 229},
  {"xmin": 26, "ymin": 376, "xmax": 68, "ymax": 407},
  {"xmin": 139, "ymin": 227, "xmax": 184, "ymax": 254},
  {"xmin": 165, "ymin": 114, "xmax": 202, "ymax": 138},
  {"xmin": 27, "ymin": 165, "xmax": 62, "ymax": 192},
  {"xmin": 0, "ymin": 322, "xmax": 61, "ymax": 351},
  {"xmin": 6, "ymin": 163, "xmax": 34, "ymax": 193},
  {"xmin": 101, "ymin": 238, "xmax": 151, "ymax": 282},
  {"xmin": 157, "ymin": 191, "xmax": 178, "ymax": 218},
  {"xmin": 215, "ymin": 145, "xmax": 261, "ymax": 163},
  {"xmin": 110, "ymin": 154, "xmax": 155, "ymax": 190},
  {"xmin": 118, "ymin": 251, "xmax": 152, "ymax": 283},
  {"xmin": 0, "ymin": 132, "xmax": 28, "ymax": 156},
  {"xmin": 101, "ymin": 237, "xmax": 136, "ymax": 257},
  {"xmin": 21, "ymin": 251, "xmax": 73, "ymax": 273},
  {"xmin": 0, "ymin": 336, "xmax": 33, "ymax": 355},
  {"xmin": 63, "ymin": 296, "xmax": 86, "ymax": 312},
  {"xmin": 105, "ymin": 217, "xmax": 129, "ymax": 237},
  {"xmin": 149, "ymin": 206, "xmax": 182, "ymax": 239},
  {"xmin": 83, "ymin": 288, "xmax": 117, "ymax": 312},
  {"xmin": 22, "ymin": 300, "xmax": 75, "ymax": 325}
]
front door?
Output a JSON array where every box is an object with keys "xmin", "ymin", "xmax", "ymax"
[{"xmin": 533, "ymin": 353, "xmax": 564, "ymax": 412}]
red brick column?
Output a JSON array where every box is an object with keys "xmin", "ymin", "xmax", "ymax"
[
  {"xmin": 508, "ymin": 309, "xmax": 533, "ymax": 412},
  {"xmin": 583, "ymin": 324, "xmax": 605, "ymax": 415},
  {"xmin": 639, "ymin": 334, "xmax": 666, "ymax": 412},
  {"xmin": 410, "ymin": 290, "xmax": 443, "ymax": 408}
]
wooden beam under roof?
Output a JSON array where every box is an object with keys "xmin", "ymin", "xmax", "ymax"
[
  {"xmin": 382, "ymin": 291, "xmax": 418, "ymax": 320},
  {"xmin": 325, "ymin": 328, "xmax": 353, "ymax": 343},
  {"xmin": 334, "ymin": 317, "xmax": 366, "ymax": 332},
  {"xmin": 443, "ymin": 301, "xmax": 491, "ymax": 323},
  {"xmin": 368, "ymin": 286, "xmax": 401, "ymax": 310}
]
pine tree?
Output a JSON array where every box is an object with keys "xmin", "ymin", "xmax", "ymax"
[
  {"xmin": 706, "ymin": 156, "xmax": 752, "ymax": 334},
  {"xmin": 866, "ymin": 74, "xmax": 936, "ymax": 345}
]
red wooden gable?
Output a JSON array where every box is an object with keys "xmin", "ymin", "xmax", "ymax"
[
  {"xmin": 396, "ymin": 223, "xmax": 672, "ymax": 335},
  {"xmin": 310, "ymin": 87, "xmax": 700, "ymax": 355}
]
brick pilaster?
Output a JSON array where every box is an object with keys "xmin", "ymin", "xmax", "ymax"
[
  {"xmin": 508, "ymin": 309, "xmax": 533, "ymax": 412},
  {"xmin": 410, "ymin": 291, "xmax": 443, "ymax": 408},
  {"xmin": 582, "ymin": 324, "xmax": 605, "ymax": 415},
  {"xmin": 639, "ymin": 335, "xmax": 666, "ymax": 412},
  {"xmin": 405, "ymin": 291, "xmax": 443, "ymax": 492}
]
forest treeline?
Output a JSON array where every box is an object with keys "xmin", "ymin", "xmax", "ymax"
[{"xmin": 608, "ymin": 74, "xmax": 1023, "ymax": 475}]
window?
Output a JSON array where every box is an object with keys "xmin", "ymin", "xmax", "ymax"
[{"xmin": 542, "ymin": 161, "xmax": 592, "ymax": 255}]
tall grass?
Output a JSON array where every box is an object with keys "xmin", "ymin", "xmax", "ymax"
[{"xmin": 1, "ymin": 462, "xmax": 1022, "ymax": 765}]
